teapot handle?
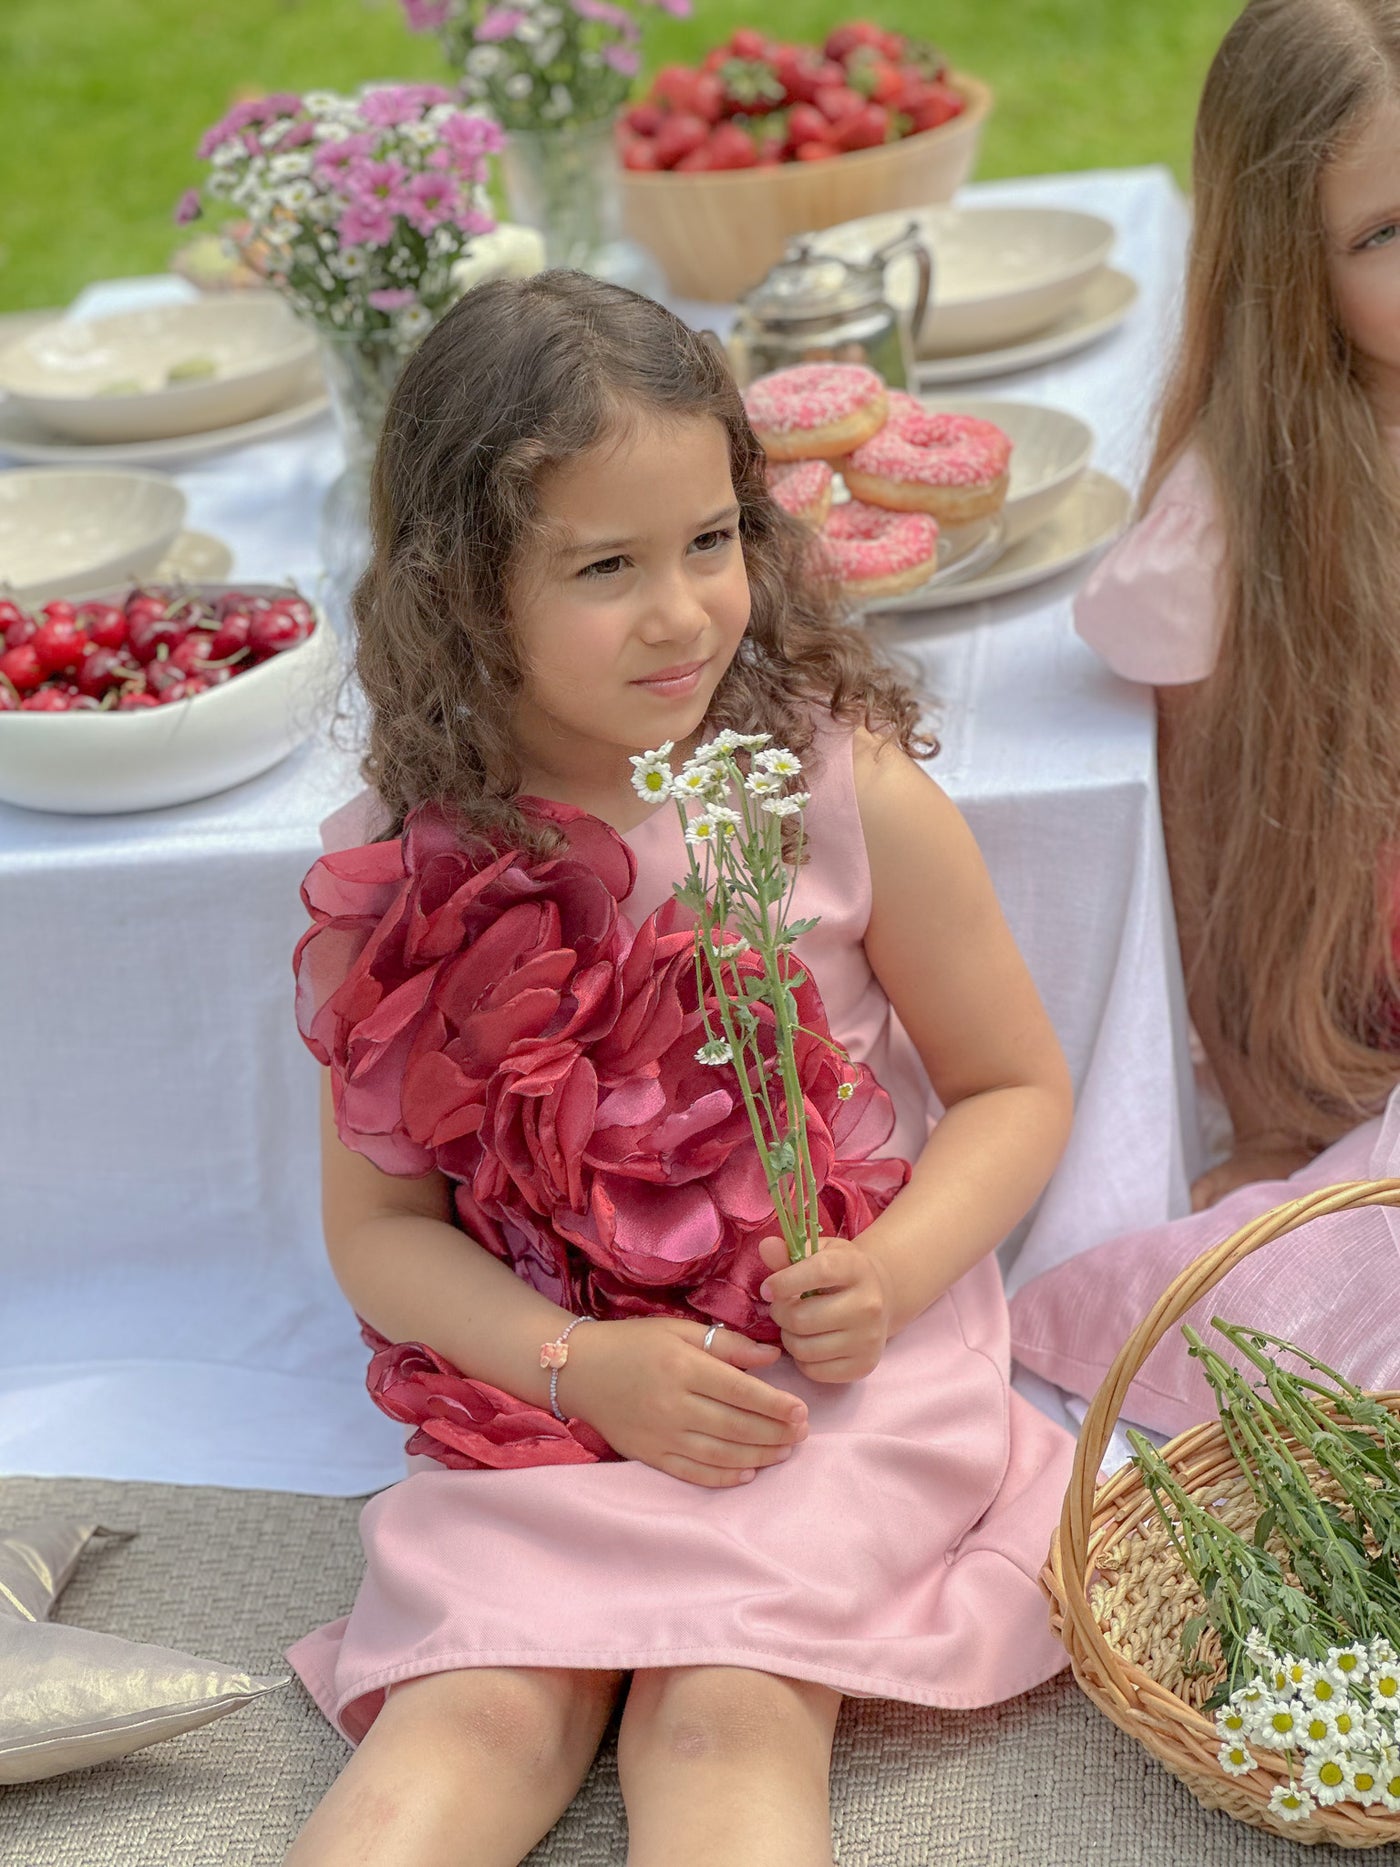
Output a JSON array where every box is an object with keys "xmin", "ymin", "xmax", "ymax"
[{"xmin": 871, "ymin": 220, "xmax": 932, "ymax": 350}]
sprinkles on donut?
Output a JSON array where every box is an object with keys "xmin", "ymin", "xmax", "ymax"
[
  {"xmin": 767, "ymin": 458, "xmax": 835, "ymax": 530},
  {"xmin": 744, "ymin": 362, "xmax": 888, "ymax": 462},
  {"xmin": 840, "ymin": 390, "xmax": 1012, "ymax": 525},
  {"xmin": 815, "ymin": 498, "xmax": 941, "ymax": 601}
]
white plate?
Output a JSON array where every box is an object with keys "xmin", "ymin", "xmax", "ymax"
[
  {"xmin": 845, "ymin": 510, "xmax": 1005, "ymax": 613},
  {"xmin": 808, "ymin": 205, "xmax": 1116, "ymax": 356},
  {"xmin": 914, "ymin": 270, "xmax": 1140, "ymax": 387},
  {"xmin": 152, "ymin": 529, "xmax": 235, "ymax": 584},
  {"xmin": 0, "ymin": 297, "xmax": 317, "ymax": 443},
  {"xmin": 863, "ymin": 468, "xmax": 1132, "ymax": 613},
  {"xmin": 0, "ymin": 365, "xmax": 329, "ymax": 466},
  {"xmin": 917, "ymin": 396, "xmax": 1093, "ymax": 546}
]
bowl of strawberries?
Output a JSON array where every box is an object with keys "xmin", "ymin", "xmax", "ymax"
[
  {"xmin": 616, "ymin": 22, "xmax": 991, "ymax": 303},
  {"xmin": 0, "ymin": 580, "xmax": 341, "ymax": 814}
]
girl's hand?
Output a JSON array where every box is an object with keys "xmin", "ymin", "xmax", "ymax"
[
  {"xmin": 561, "ymin": 1316, "xmax": 808, "ymax": 1488},
  {"xmin": 757, "ymin": 1234, "xmax": 895, "ymax": 1383}
]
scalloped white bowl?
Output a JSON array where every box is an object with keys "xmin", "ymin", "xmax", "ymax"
[
  {"xmin": 0, "ymin": 584, "xmax": 343, "ymax": 814},
  {"xmin": 0, "ymin": 469, "xmax": 187, "ymax": 605},
  {"xmin": 0, "ymin": 298, "xmax": 318, "ymax": 442},
  {"xmin": 809, "ymin": 204, "xmax": 1116, "ymax": 357}
]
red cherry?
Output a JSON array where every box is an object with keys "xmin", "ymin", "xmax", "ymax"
[
  {"xmin": 158, "ymin": 675, "xmax": 211, "ymax": 704},
  {"xmin": 20, "ymin": 687, "xmax": 76, "ymax": 711},
  {"xmin": 76, "ymin": 601, "xmax": 128, "ymax": 649},
  {"xmin": 248, "ymin": 608, "xmax": 312, "ymax": 655},
  {"xmin": 267, "ymin": 594, "xmax": 314, "ymax": 626},
  {"xmin": 127, "ymin": 611, "xmax": 189, "ymax": 664},
  {"xmin": 0, "ymin": 600, "xmax": 27, "ymax": 631},
  {"xmin": 0, "ymin": 645, "xmax": 45, "ymax": 693},
  {"xmin": 124, "ymin": 594, "xmax": 170, "ymax": 627},
  {"xmin": 116, "ymin": 690, "xmax": 161, "ymax": 710},
  {"xmin": 40, "ymin": 599, "xmax": 78, "ymax": 626},
  {"xmin": 0, "ymin": 682, "xmax": 17, "ymax": 711},
  {"xmin": 145, "ymin": 654, "xmax": 188, "ymax": 695},
  {"xmin": 76, "ymin": 647, "xmax": 142, "ymax": 698},
  {"xmin": 4, "ymin": 613, "xmax": 37, "ymax": 650},
  {"xmin": 171, "ymin": 630, "xmax": 218, "ymax": 674},
  {"xmin": 31, "ymin": 618, "xmax": 87, "ymax": 675},
  {"xmin": 209, "ymin": 610, "xmax": 253, "ymax": 659}
]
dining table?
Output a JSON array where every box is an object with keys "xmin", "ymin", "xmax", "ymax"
[{"xmin": 0, "ymin": 163, "xmax": 1199, "ymax": 1492}]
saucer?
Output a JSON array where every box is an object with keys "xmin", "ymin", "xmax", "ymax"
[
  {"xmin": 0, "ymin": 364, "xmax": 329, "ymax": 466},
  {"xmin": 152, "ymin": 529, "xmax": 235, "ymax": 583},
  {"xmin": 864, "ymin": 469, "xmax": 1132, "ymax": 613},
  {"xmin": 855, "ymin": 511, "xmax": 1006, "ymax": 615},
  {"xmin": 914, "ymin": 270, "xmax": 1140, "ymax": 387}
]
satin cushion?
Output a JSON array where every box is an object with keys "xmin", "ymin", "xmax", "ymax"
[{"xmin": 0, "ymin": 1520, "xmax": 286, "ymax": 1783}]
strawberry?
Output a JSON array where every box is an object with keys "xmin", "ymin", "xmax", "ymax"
[
  {"xmin": 785, "ymin": 102, "xmax": 832, "ymax": 149},
  {"xmin": 815, "ymin": 83, "xmax": 866, "ymax": 127},
  {"xmin": 909, "ymin": 82, "xmax": 963, "ymax": 133},
  {"xmin": 718, "ymin": 58, "xmax": 786, "ymax": 114},
  {"xmin": 649, "ymin": 66, "xmax": 724, "ymax": 123},
  {"xmin": 673, "ymin": 146, "xmax": 714, "ymax": 171},
  {"xmin": 794, "ymin": 140, "xmax": 836, "ymax": 161},
  {"xmin": 728, "ymin": 26, "xmax": 769, "ymax": 60},
  {"xmin": 653, "ymin": 111, "xmax": 710, "ymax": 169},
  {"xmin": 623, "ymin": 101, "xmax": 664, "ymax": 137},
  {"xmin": 847, "ymin": 53, "xmax": 904, "ymax": 104},
  {"xmin": 823, "ymin": 21, "xmax": 887, "ymax": 63},
  {"xmin": 834, "ymin": 101, "xmax": 890, "ymax": 151},
  {"xmin": 621, "ymin": 137, "xmax": 661, "ymax": 172},
  {"xmin": 706, "ymin": 121, "xmax": 759, "ymax": 169},
  {"xmin": 773, "ymin": 48, "xmax": 844, "ymax": 104}
]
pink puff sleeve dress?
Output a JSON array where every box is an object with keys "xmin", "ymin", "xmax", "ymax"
[
  {"xmin": 286, "ymin": 717, "xmax": 1076, "ymax": 1742},
  {"xmin": 1073, "ymin": 448, "xmax": 1226, "ymax": 686}
]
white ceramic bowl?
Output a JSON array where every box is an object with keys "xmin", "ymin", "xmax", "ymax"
[
  {"xmin": 809, "ymin": 205, "xmax": 1116, "ymax": 357},
  {"xmin": 0, "ymin": 585, "xmax": 343, "ymax": 814},
  {"xmin": 0, "ymin": 298, "xmax": 319, "ymax": 443},
  {"xmin": 0, "ymin": 469, "xmax": 187, "ymax": 605},
  {"xmin": 920, "ymin": 396, "xmax": 1095, "ymax": 546}
]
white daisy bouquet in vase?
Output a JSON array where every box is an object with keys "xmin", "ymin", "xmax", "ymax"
[
  {"xmin": 1129, "ymin": 1320, "xmax": 1400, "ymax": 1824},
  {"xmin": 630, "ymin": 731, "xmax": 849, "ymax": 1265}
]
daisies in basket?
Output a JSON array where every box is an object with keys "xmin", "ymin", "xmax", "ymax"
[
  {"xmin": 180, "ymin": 86, "xmax": 503, "ymax": 354},
  {"xmin": 401, "ymin": 0, "xmax": 691, "ymax": 132},
  {"xmin": 1129, "ymin": 1318, "xmax": 1400, "ymax": 1827},
  {"xmin": 630, "ymin": 732, "xmax": 850, "ymax": 1266}
]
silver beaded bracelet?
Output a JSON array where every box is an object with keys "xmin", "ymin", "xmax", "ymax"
[{"xmin": 539, "ymin": 1315, "xmax": 593, "ymax": 1422}]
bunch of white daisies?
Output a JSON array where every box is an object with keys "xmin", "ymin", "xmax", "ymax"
[{"xmin": 1215, "ymin": 1634, "xmax": 1400, "ymax": 1821}]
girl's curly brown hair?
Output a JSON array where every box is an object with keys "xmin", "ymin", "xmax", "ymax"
[{"xmin": 353, "ymin": 269, "xmax": 935, "ymax": 850}]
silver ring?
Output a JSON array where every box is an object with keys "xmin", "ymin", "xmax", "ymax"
[{"xmin": 702, "ymin": 1322, "xmax": 724, "ymax": 1353}]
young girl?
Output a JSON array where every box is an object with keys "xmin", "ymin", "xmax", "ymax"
[
  {"xmin": 1075, "ymin": 0, "xmax": 1400, "ymax": 1212},
  {"xmin": 284, "ymin": 270, "xmax": 1075, "ymax": 1867}
]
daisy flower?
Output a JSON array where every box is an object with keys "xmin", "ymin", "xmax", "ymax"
[
  {"xmin": 673, "ymin": 762, "xmax": 723, "ymax": 801},
  {"xmin": 629, "ymin": 743, "xmax": 674, "ymax": 802},
  {"xmin": 1267, "ymin": 1782, "xmax": 1316, "ymax": 1823},
  {"xmin": 694, "ymin": 1038, "xmax": 733, "ymax": 1066},
  {"xmin": 760, "ymin": 791, "xmax": 811, "ymax": 819},
  {"xmin": 1301, "ymin": 1664, "xmax": 1340, "ymax": 1708},
  {"xmin": 1379, "ymin": 1760, "xmax": 1400, "ymax": 1812},
  {"xmin": 1254, "ymin": 1702, "xmax": 1302, "ymax": 1748},
  {"xmin": 1296, "ymin": 1706, "xmax": 1340, "ymax": 1752},
  {"xmin": 756, "ymin": 746, "xmax": 802, "ymax": 778},
  {"xmin": 1370, "ymin": 1655, "xmax": 1400, "ymax": 1711},
  {"xmin": 1217, "ymin": 1739, "xmax": 1256, "ymax": 1777},
  {"xmin": 1321, "ymin": 1645, "xmax": 1371, "ymax": 1691},
  {"xmin": 1301, "ymin": 1748, "xmax": 1349, "ymax": 1806},
  {"xmin": 1269, "ymin": 1655, "xmax": 1307, "ymax": 1697},
  {"xmin": 1345, "ymin": 1757, "xmax": 1384, "ymax": 1806}
]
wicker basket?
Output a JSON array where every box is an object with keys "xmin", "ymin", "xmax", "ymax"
[
  {"xmin": 618, "ymin": 73, "xmax": 992, "ymax": 303},
  {"xmin": 1041, "ymin": 1178, "xmax": 1400, "ymax": 1848}
]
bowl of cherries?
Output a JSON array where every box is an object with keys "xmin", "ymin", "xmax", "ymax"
[{"xmin": 0, "ymin": 580, "xmax": 341, "ymax": 814}]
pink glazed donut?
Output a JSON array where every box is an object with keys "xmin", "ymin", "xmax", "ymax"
[
  {"xmin": 816, "ymin": 498, "xmax": 941, "ymax": 600},
  {"xmin": 745, "ymin": 363, "xmax": 888, "ymax": 462},
  {"xmin": 767, "ymin": 458, "xmax": 834, "ymax": 530},
  {"xmin": 840, "ymin": 390, "xmax": 1011, "ymax": 525}
]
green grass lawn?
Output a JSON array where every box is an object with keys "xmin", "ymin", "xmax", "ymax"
[{"xmin": 0, "ymin": 0, "xmax": 1239, "ymax": 312}]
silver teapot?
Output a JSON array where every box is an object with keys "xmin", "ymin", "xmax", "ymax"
[{"xmin": 729, "ymin": 223, "xmax": 932, "ymax": 391}]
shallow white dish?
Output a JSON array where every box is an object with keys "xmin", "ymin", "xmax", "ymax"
[
  {"xmin": 0, "ymin": 365, "xmax": 329, "ymax": 465},
  {"xmin": 808, "ymin": 205, "xmax": 1115, "ymax": 357},
  {"xmin": 151, "ymin": 530, "xmax": 236, "ymax": 584},
  {"xmin": 914, "ymin": 269, "xmax": 1140, "ymax": 387},
  {"xmin": 918, "ymin": 396, "xmax": 1093, "ymax": 546},
  {"xmin": 0, "ymin": 298, "xmax": 318, "ymax": 443},
  {"xmin": 0, "ymin": 469, "xmax": 186, "ymax": 605},
  {"xmin": 0, "ymin": 584, "xmax": 343, "ymax": 815},
  {"xmin": 863, "ymin": 468, "xmax": 1132, "ymax": 614}
]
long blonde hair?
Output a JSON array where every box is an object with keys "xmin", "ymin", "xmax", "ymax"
[{"xmin": 1149, "ymin": 0, "xmax": 1400, "ymax": 1143}]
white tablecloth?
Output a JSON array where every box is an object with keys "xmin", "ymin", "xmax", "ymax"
[{"xmin": 0, "ymin": 167, "xmax": 1197, "ymax": 1492}]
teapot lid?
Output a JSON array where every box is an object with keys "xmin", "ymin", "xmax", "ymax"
[{"xmin": 740, "ymin": 241, "xmax": 882, "ymax": 320}]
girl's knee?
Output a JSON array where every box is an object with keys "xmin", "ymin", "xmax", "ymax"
[
  {"xmin": 380, "ymin": 1665, "xmax": 617, "ymax": 1778},
  {"xmin": 622, "ymin": 1666, "xmax": 839, "ymax": 1768}
]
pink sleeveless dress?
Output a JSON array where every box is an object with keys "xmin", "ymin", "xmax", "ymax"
[{"xmin": 287, "ymin": 721, "xmax": 1075, "ymax": 1740}]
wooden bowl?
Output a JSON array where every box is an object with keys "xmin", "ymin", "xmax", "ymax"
[{"xmin": 618, "ymin": 73, "xmax": 992, "ymax": 304}]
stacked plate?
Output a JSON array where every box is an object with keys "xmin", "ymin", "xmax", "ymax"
[
  {"xmin": 807, "ymin": 204, "xmax": 1136, "ymax": 610},
  {"xmin": 0, "ymin": 295, "xmax": 327, "ymax": 468}
]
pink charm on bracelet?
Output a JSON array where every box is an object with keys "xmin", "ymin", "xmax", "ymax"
[{"xmin": 540, "ymin": 1337, "xmax": 571, "ymax": 1371}]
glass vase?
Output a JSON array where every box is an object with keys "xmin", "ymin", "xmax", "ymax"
[
  {"xmin": 314, "ymin": 329, "xmax": 410, "ymax": 640},
  {"xmin": 501, "ymin": 118, "xmax": 662, "ymax": 294}
]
